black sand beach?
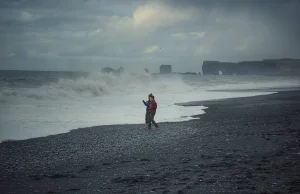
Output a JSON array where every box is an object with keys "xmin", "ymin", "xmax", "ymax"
[{"xmin": 1, "ymin": 91, "xmax": 300, "ymax": 193}]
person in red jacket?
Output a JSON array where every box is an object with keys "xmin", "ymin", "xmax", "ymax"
[{"xmin": 148, "ymin": 95, "xmax": 159, "ymax": 129}]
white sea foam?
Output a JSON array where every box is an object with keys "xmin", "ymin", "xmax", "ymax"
[
  {"xmin": 210, "ymin": 80, "xmax": 300, "ymax": 91},
  {"xmin": 0, "ymin": 73, "xmax": 196, "ymax": 100}
]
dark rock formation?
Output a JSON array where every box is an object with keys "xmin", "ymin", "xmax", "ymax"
[
  {"xmin": 274, "ymin": 59, "xmax": 300, "ymax": 75},
  {"xmin": 144, "ymin": 68, "xmax": 150, "ymax": 73},
  {"xmin": 202, "ymin": 59, "xmax": 300, "ymax": 75},
  {"xmin": 117, "ymin": 67, "xmax": 124, "ymax": 73},
  {"xmin": 202, "ymin": 61, "xmax": 220, "ymax": 75},
  {"xmin": 236, "ymin": 61, "xmax": 267, "ymax": 75},
  {"xmin": 173, "ymin": 72, "xmax": 197, "ymax": 75},
  {"xmin": 101, "ymin": 67, "xmax": 115, "ymax": 73},
  {"xmin": 160, "ymin": 65, "xmax": 172, "ymax": 74},
  {"xmin": 202, "ymin": 61, "xmax": 238, "ymax": 75},
  {"xmin": 219, "ymin": 62, "xmax": 237, "ymax": 75},
  {"xmin": 101, "ymin": 67, "xmax": 124, "ymax": 74},
  {"xmin": 182, "ymin": 72, "xmax": 197, "ymax": 75}
]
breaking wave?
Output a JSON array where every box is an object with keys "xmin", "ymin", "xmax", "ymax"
[
  {"xmin": 0, "ymin": 72, "xmax": 196, "ymax": 101},
  {"xmin": 1, "ymin": 72, "xmax": 300, "ymax": 101}
]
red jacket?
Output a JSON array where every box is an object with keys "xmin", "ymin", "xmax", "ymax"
[{"xmin": 149, "ymin": 100, "xmax": 157, "ymax": 112}]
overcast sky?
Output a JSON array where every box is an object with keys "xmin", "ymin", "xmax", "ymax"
[{"xmin": 1, "ymin": 0, "xmax": 300, "ymax": 72}]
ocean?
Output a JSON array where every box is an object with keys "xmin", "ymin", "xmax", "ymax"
[{"xmin": 0, "ymin": 70, "xmax": 299, "ymax": 142}]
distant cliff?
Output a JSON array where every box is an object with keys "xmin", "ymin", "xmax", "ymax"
[
  {"xmin": 173, "ymin": 72, "xmax": 198, "ymax": 75},
  {"xmin": 160, "ymin": 65, "xmax": 172, "ymax": 74},
  {"xmin": 101, "ymin": 67, "xmax": 124, "ymax": 74},
  {"xmin": 202, "ymin": 59, "xmax": 300, "ymax": 75},
  {"xmin": 202, "ymin": 61, "xmax": 237, "ymax": 75}
]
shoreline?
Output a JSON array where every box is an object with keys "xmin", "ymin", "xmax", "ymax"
[
  {"xmin": 1, "ymin": 90, "xmax": 276, "ymax": 143},
  {"xmin": 1, "ymin": 90, "xmax": 300, "ymax": 193}
]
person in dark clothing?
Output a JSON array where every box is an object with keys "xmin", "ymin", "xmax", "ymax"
[
  {"xmin": 142, "ymin": 93, "xmax": 152, "ymax": 125},
  {"xmin": 148, "ymin": 95, "xmax": 158, "ymax": 129}
]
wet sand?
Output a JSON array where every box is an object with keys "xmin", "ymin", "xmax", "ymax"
[{"xmin": 1, "ymin": 91, "xmax": 300, "ymax": 193}]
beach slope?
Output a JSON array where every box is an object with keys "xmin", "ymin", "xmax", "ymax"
[{"xmin": 1, "ymin": 91, "xmax": 300, "ymax": 193}]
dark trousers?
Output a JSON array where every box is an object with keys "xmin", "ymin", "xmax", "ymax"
[
  {"xmin": 148, "ymin": 112, "xmax": 158, "ymax": 129},
  {"xmin": 145, "ymin": 111, "xmax": 150, "ymax": 124}
]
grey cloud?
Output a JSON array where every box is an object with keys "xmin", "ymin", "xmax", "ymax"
[{"xmin": 1, "ymin": 0, "xmax": 300, "ymax": 72}]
